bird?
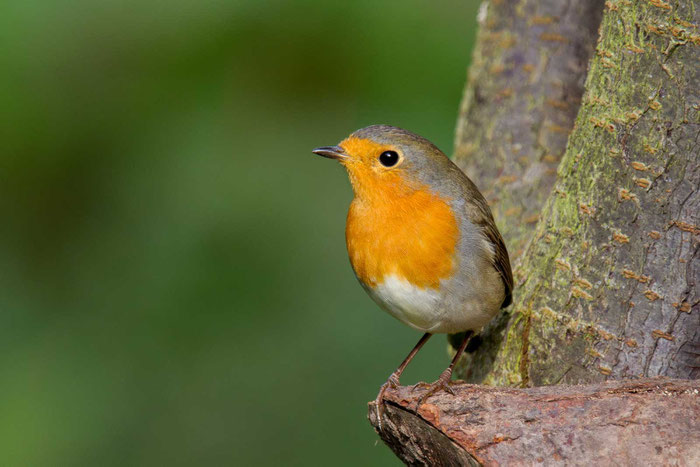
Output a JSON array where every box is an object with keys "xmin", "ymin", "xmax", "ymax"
[{"xmin": 313, "ymin": 124, "xmax": 512, "ymax": 429}]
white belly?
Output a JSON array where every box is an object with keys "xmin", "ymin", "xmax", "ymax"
[
  {"xmin": 366, "ymin": 274, "xmax": 494, "ymax": 333},
  {"xmin": 369, "ymin": 274, "xmax": 443, "ymax": 331}
]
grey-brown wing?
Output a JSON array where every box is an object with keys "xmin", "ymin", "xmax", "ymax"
[
  {"xmin": 481, "ymin": 219, "xmax": 513, "ymax": 308},
  {"xmin": 455, "ymin": 167, "xmax": 514, "ymax": 309}
]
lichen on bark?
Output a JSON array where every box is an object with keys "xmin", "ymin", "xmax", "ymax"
[
  {"xmin": 459, "ymin": 0, "xmax": 699, "ymax": 386},
  {"xmin": 453, "ymin": 0, "xmax": 607, "ymax": 383}
]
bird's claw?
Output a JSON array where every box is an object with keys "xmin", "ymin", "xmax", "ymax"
[
  {"xmin": 374, "ymin": 372, "xmax": 401, "ymax": 431},
  {"xmin": 414, "ymin": 371, "xmax": 454, "ymax": 411},
  {"xmin": 410, "ymin": 381, "xmax": 430, "ymax": 392}
]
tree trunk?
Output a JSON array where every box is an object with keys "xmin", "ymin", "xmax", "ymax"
[
  {"xmin": 455, "ymin": 0, "xmax": 605, "ymax": 259},
  {"xmin": 454, "ymin": 0, "xmax": 699, "ymax": 386},
  {"xmin": 452, "ymin": 0, "xmax": 607, "ymax": 383}
]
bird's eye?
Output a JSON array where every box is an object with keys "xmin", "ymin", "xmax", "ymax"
[{"xmin": 379, "ymin": 150, "xmax": 399, "ymax": 167}]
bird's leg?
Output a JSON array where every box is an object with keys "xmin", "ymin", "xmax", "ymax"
[
  {"xmin": 375, "ymin": 332, "xmax": 432, "ymax": 430},
  {"xmin": 414, "ymin": 331, "xmax": 473, "ymax": 411}
]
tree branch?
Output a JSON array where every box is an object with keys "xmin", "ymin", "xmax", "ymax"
[{"xmin": 369, "ymin": 378, "xmax": 700, "ymax": 465}]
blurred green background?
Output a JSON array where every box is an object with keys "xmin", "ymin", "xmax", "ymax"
[{"xmin": 0, "ymin": 0, "xmax": 479, "ymax": 465}]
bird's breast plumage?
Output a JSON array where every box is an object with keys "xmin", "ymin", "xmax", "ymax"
[{"xmin": 345, "ymin": 180, "xmax": 459, "ymax": 290}]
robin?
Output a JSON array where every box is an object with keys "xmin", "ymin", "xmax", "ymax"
[{"xmin": 313, "ymin": 125, "xmax": 512, "ymax": 428}]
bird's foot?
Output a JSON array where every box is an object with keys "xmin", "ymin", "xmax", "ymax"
[
  {"xmin": 409, "ymin": 381, "xmax": 431, "ymax": 391},
  {"xmin": 414, "ymin": 368, "xmax": 455, "ymax": 412},
  {"xmin": 374, "ymin": 372, "xmax": 401, "ymax": 431}
]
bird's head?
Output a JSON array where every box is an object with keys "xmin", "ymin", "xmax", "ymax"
[{"xmin": 313, "ymin": 125, "xmax": 455, "ymax": 203}]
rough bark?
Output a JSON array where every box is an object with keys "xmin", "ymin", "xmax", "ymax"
[
  {"xmin": 369, "ymin": 378, "xmax": 700, "ymax": 466},
  {"xmin": 452, "ymin": 0, "xmax": 607, "ymax": 382},
  {"xmin": 454, "ymin": 0, "xmax": 699, "ymax": 386},
  {"xmin": 455, "ymin": 0, "xmax": 605, "ymax": 259}
]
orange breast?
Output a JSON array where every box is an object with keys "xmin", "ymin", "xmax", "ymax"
[{"xmin": 346, "ymin": 179, "xmax": 458, "ymax": 289}]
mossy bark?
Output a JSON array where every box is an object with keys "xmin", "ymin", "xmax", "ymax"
[
  {"xmin": 452, "ymin": 0, "xmax": 606, "ymax": 382},
  {"xmin": 455, "ymin": 0, "xmax": 699, "ymax": 385}
]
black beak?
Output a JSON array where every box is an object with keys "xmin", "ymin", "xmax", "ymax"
[{"xmin": 312, "ymin": 145, "xmax": 347, "ymax": 160}]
